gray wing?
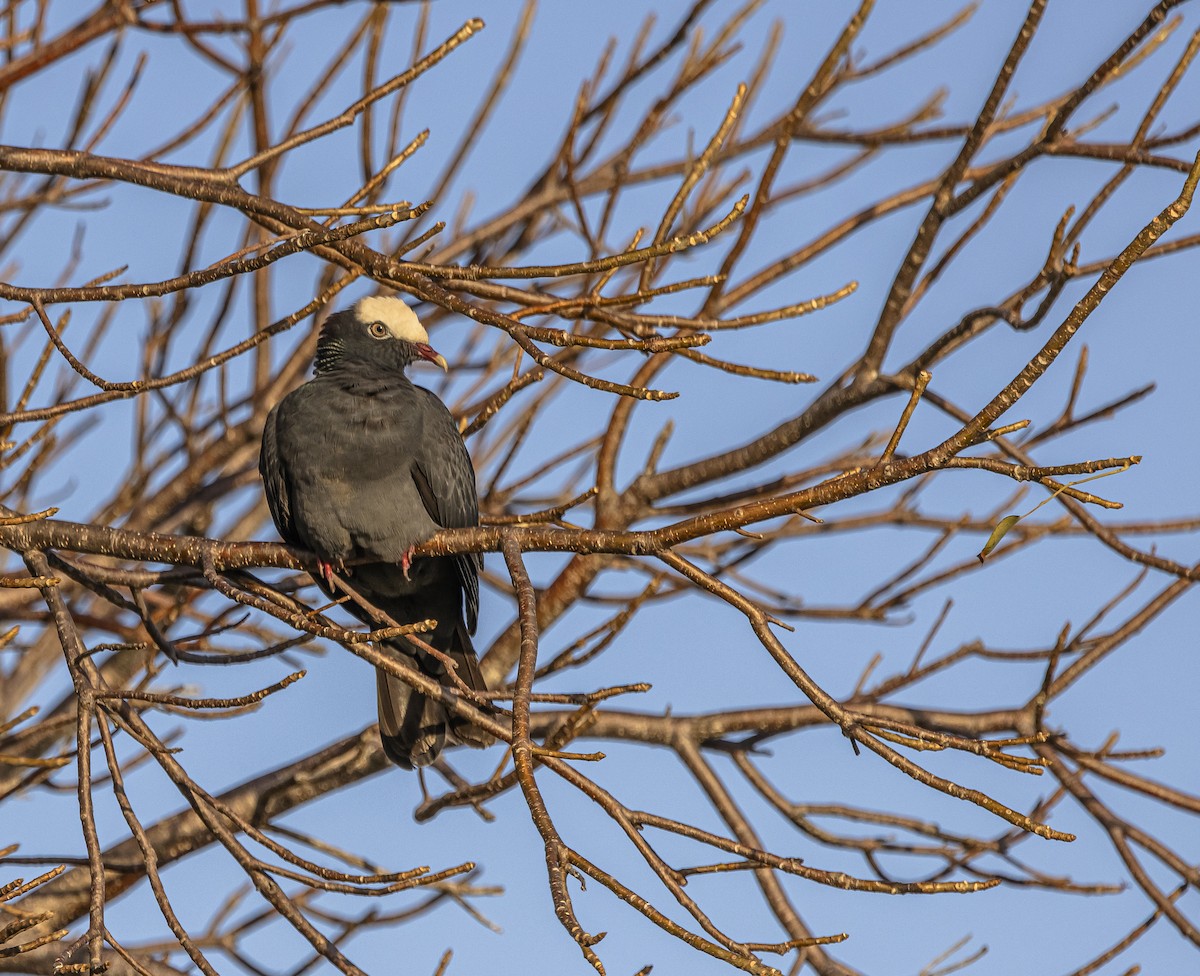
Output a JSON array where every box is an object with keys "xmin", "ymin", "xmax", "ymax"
[
  {"xmin": 410, "ymin": 388, "xmax": 482, "ymax": 632},
  {"xmin": 259, "ymin": 405, "xmax": 299, "ymax": 548}
]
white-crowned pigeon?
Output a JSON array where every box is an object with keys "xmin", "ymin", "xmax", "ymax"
[{"xmin": 259, "ymin": 296, "xmax": 490, "ymax": 768}]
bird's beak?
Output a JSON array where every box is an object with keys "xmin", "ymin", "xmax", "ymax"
[{"xmin": 415, "ymin": 343, "xmax": 448, "ymax": 371}]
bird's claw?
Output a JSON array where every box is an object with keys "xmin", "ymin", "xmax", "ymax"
[
  {"xmin": 401, "ymin": 548, "xmax": 413, "ymax": 581},
  {"xmin": 318, "ymin": 559, "xmax": 340, "ymax": 588}
]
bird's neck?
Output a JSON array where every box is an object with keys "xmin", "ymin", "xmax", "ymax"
[
  {"xmin": 314, "ymin": 345, "xmax": 414, "ymax": 381},
  {"xmin": 312, "ymin": 339, "xmax": 346, "ymax": 376},
  {"xmin": 314, "ymin": 361, "xmax": 418, "ymax": 401}
]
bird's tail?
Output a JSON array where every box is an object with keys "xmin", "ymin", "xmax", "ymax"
[{"xmin": 375, "ymin": 621, "xmax": 491, "ymax": 769}]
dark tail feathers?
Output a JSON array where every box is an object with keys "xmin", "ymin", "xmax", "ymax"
[{"xmin": 375, "ymin": 623, "xmax": 491, "ymax": 769}]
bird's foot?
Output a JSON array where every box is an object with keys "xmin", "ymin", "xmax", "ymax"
[
  {"xmin": 401, "ymin": 548, "xmax": 414, "ymax": 581},
  {"xmin": 318, "ymin": 559, "xmax": 340, "ymax": 589}
]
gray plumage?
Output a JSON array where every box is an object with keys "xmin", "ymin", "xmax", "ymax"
[{"xmin": 259, "ymin": 296, "xmax": 489, "ymax": 768}]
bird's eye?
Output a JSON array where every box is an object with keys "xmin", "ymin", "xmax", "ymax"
[{"xmin": 367, "ymin": 321, "xmax": 389, "ymax": 339}]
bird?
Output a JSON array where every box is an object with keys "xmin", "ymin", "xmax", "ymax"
[{"xmin": 259, "ymin": 295, "xmax": 490, "ymax": 768}]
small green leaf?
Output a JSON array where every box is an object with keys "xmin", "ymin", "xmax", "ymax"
[{"xmin": 978, "ymin": 514, "xmax": 1021, "ymax": 562}]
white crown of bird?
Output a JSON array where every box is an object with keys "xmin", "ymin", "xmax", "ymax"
[{"xmin": 355, "ymin": 296, "xmax": 429, "ymax": 344}]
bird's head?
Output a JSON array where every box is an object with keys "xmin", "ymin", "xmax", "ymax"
[{"xmin": 314, "ymin": 296, "xmax": 448, "ymax": 375}]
